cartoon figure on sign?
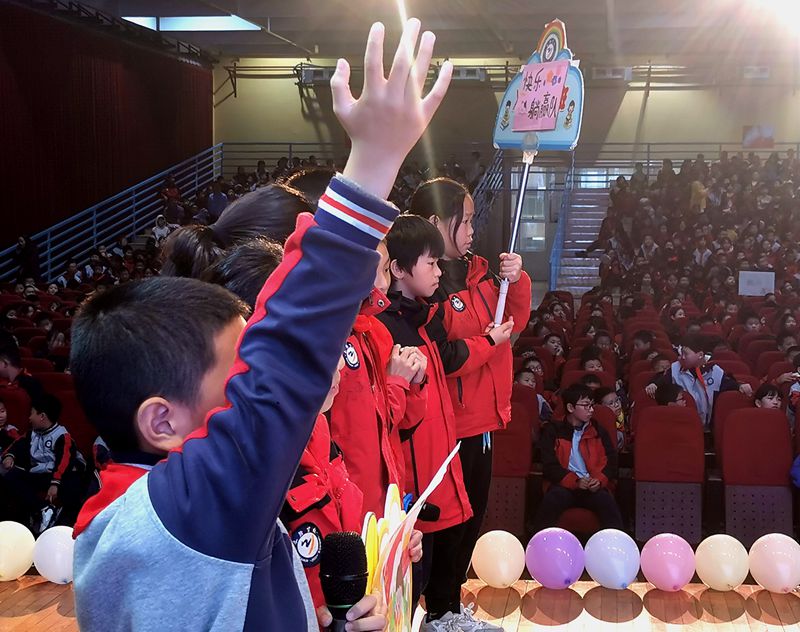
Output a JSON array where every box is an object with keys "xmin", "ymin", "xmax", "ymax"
[
  {"xmin": 564, "ymin": 100, "xmax": 575, "ymax": 129},
  {"xmin": 500, "ymin": 100, "xmax": 512, "ymax": 130}
]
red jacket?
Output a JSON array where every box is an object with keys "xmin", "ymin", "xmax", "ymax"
[
  {"xmin": 540, "ymin": 419, "xmax": 617, "ymax": 490},
  {"xmin": 329, "ymin": 288, "xmax": 427, "ymax": 515},
  {"xmin": 437, "ymin": 255, "xmax": 532, "ymax": 438},
  {"xmin": 377, "ymin": 293, "xmax": 477, "ymax": 533},
  {"xmin": 280, "ymin": 415, "xmax": 364, "ymax": 610}
]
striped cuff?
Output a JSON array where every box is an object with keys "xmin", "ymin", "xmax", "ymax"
[{"xmin": 316, "ymin": 175, "xmax": 399, "ymax": 249}]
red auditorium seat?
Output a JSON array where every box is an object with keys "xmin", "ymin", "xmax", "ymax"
[
  {"xmin": 722, "ymin": 409, "xmax": 793, "ymax": 547},
  {"xmin": 27, "ymin": 336, "xmax": 47, "ymax": 355},
  {"xmin": 766, "ymin": 361, "xmax": 794, "ymax": 385},
  {"xmin": 592, "ymin": 405, "xmax": 619, "ymax": 454},
  {"xmin": 629, "ymin": 371, "xmax": 656, "ymax": 395},
  {"xmin": 10, "ymin": 327, "xmax": 47, "ymax": 346},
  {"xmin": 744, "ymin": 340, "xmax": 779, "ymax": 373},
  {"xmin": 36, "ymin": 372, "xmax": 74, "ymax": 394},
  {"xmin": 484, "ymin": 384, "xmax": 539, "ymax": 539},
  {"xmin": 634, "ymin": 406, "xmax": 704, "ymax": 544},
  {"xmin": 51, "ymin": 317, "xmax": 73, "ymax": 333},
  {"xmin": 0, "ymin": 386, "xmax": 31, "ymax": 433},
  {"xmin": 755, "ymin": 351, "xmax": 787, "ymax": 379},
  {"xmin": 550, "ymin": 291, "xmax": 574, "ymax": 307},
  {"xmin": 20, "ymin": 357, "xmax": 54, "ymax": 374},
  {"xmin": 712, "ymin": 391, "xmax": 753, "ymax": 468},
  {"xmin": 737, "ymin": 332, "xmax": 774, "ymax": 353},
  {"xmin": 711, "ymin": 350, "xmax": 744, "ymax": 363},
  {"xmin": 17, "ymin": 347, "xmax": 32, "ymax": 358},
  {"xmin": 56, "ymin": 390, "xmax": 96, "ymax": 459},
  {"xmin": 715, "ymin": 360, "xmax": 751, "ymax": 376}
]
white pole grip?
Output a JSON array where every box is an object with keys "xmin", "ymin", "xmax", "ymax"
[{"xmin": 494, "ymin": 278, "xmax": 510, "ymax": 327}]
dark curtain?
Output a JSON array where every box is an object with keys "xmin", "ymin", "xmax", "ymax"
[{"xmin": 0, "ymin": 4, "xmax": 213, "ymax": 246}]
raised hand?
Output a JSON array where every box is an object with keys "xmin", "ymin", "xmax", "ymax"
[{"xmin": 332, "ymin": 19, "xmax": 453, "ymax": 199}]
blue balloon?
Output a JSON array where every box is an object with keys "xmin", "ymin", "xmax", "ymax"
[{"xmin": 584, "ymin": 529, "xmax": 640, "ymax": 590}]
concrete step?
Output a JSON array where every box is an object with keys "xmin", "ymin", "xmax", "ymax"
[{"xmin": 558, "ymin": 265, "xmax": 598, "ymax": 275}]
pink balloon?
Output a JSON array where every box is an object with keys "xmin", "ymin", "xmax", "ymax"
[
  {"xmin": 640, "ymin": 533, "xmax": 695, "ymax": 592},
  {"xmin": 526, "ymin": 528, "xmax": 585, "ymax": 590}
]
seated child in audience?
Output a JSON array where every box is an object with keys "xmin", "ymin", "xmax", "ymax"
[
  {"xmin": 654, "ymin": 383, "xmax": 687, "ymax": 407},
  {"xmin": 0, "ymin": 398, "xmax": 20, "ymax": 451},
  {"xmin": 647, "ymin": 334, "xmax": 751, "ymax": 426},
  {"xmin": 753, "ymin": 383, "xmax": 782, "ymax": 409},
  {"xmin": 581, "ymin": 373, "xmax": 603, "ymax": 391},
  {"xmin": 650, "ymin": 354, "xmax": 672, "ymax": 374},
  {"xmin": 514, "ymin": 370, "xmax": 552, "ymax": 421},
  {"xmin": 580, "ymin": 346, "xmax": 605, "ymax": 373},
  {"xmin": 594, "ymin": 386, "xmax": 626, "ymax": 448},
  {"xmin": 594, "ymin": 330, "xmax": 616, "ymax": 354},
  {"xmin": 1, "ymin": 393, "xmax": 85, "ymax": 530},
  {"xmin": 0, "ymin": 337, "xmax": 44, "ymax": 401},
  {"xmin": 533, "ymin": 384, "xmax": 623, "ymax": 532},
  {"xmin": 68, "ymin": 19, "xmax": 449, "ymax": 630}
]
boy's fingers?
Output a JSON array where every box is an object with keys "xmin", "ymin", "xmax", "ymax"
[
  {"xmin": 346, "ymin": 594, "xmax": 377, "ymax": 621},
  {"xmin": 331, "ymin": 59, "xmax": 355, "ymax": 116},
  {"xmin": 316, "ymin": 606, "xmax": 333, "ymax": 627},
  {"xmin": 422, "ymin": 61, "xmax": 453, "ymax": 121},
  {"xmin": 410, "ymin": 31, "xmax": 435, "ymax": 96},
  {"xmin": 346, "ymin": 615, "xmax": 388, "ymax": 631},
  {"xmin": 363, "ymin": 22, "xmax": 386, "ymax": 92},
  {"xmin": 388, "ymin": 18, "xmax": 421, "ymax": 95}
]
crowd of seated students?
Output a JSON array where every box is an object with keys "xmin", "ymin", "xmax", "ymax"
[{"xmin": 505, "ymin": 149, "xmax": 800, "ymax": 534}]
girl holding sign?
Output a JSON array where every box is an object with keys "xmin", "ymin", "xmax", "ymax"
[{"xmin": 409, "ymin": 178, "xmax": 531, "ymax": 628}]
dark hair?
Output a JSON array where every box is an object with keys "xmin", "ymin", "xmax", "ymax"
[
  {"xmin": 408, "ymin": 178, "xmax": 470, "ymax": 249},
  {"xmin": 580, "ymin": 345, "xmax": 603, "ymax": 366},
  {"xmin": 201, "ymin": 237, "xmax": 283, "ymax": 310},
  {"xmin": 31, "ymin": 392, "xmax": 61, "ymax": 424},
  {"xmin": 385, "ymin": 215, "xmax": 445, "ymax": 276},
  {"xmin": 514, "ymin": 369, "xmax": 535, "ymax": 383},
  {"xmin": 681, "ymin": 333, "xmax": 708, "ymax": 354},
  {"xmin": 283, "ymin": 168, "xmax": 336, "ymax": 206},
  {"xmin": 214, "ymin": 183, "xmax": 311, "ymax": 245},
  {"xmin": 632, "ymin": 330, "xmax": 654, "ymax": 345},
  {"xmin": 70, "ymin": 278, "xmax": 249, "ymax": 452},
  {"xmin": 562, "ymin": 384, "xmax": 594, "ymax": 410},
  {"xmin": 593, "ymin": 386, "xmax": 617, "ymax": 404},
  {"xmin": 160, "ymin": 225, "xmax": 225, "ymax": 279},
  {"xmin": 777, "ymin": 332, "xmax": 797, "ymax": 348},
  {"xmin": 579, "ymin": 373, "xmax": 602, "ymax": 387},
  {"xmin": 595, "ymin": 330, "xmax": 612, "ymax": 342},
  {"xmin": 754, "ymin": 383, "xmax": 780, "ymax": 401},
  {"xmin": 655, "ymin": 383, "xmax": 684, "ymax": 406}
]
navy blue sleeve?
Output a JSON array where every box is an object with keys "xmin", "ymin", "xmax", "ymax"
[{"xmin": 147, "ymin": 176, "xmax": 398, "ymax": 563}]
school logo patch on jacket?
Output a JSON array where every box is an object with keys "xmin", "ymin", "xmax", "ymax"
[
  {"xmin": 291, "ymin": 522, "xmax": 323, "ymax": 567},
  {"xmin": 343, "ymin": 342, "xmax": 360, "ymax": 369},
  {"xmin": 450, "ymin": 295, "xmax": 466, "ymax": 312}
]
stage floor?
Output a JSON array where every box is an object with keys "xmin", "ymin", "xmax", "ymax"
[{"xmin": 1, "ymin": 576, "xmax": 799, "ymax": 630}]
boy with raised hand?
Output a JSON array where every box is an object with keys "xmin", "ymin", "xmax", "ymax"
[{"xmin": 70, "ymin": 19, "xmax": 452, "ymax": 632}]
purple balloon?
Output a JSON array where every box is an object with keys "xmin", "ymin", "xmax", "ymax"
[
  {"xmin": 640, "ymin": 533, "xmax": 695, "ymax": 592},
  {"xmin": 526, "ymin": 528, "xmax": 585, "ymax": 589}
]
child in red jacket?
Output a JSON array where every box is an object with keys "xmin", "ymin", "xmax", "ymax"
[
  {"xmin": 378, "ymin": 215, "xmax": 514, "ymax": 631},
  {"xmin": 409, "ymin": 178, "xmax": 531, "ymax": 626},
  {"xmin": 329, "ymin": 239, "xmax": 428, "ymax": 515}
]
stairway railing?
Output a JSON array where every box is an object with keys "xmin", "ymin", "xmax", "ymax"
[
  {"xmin": 548, "ymin": 152, "xmax": 576, "ymax": 291},
  {"xmin": 0, "ymin": 145, "xmax": 222, "ymax": 281},
  {"xmin": 472, "ymin": 149, "xmax": 505, "ymax": 234}
]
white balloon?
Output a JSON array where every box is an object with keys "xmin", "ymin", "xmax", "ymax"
[
  {"xmin": 0, "ymin": 521, "xmax": 34, "ymax": 581},
  {"xmin": 33, "ymin": 526, "xmax": 75, "ymax": 584},
  {"xmin": 471, "ymin": 530, "xmax": 525, "ymax": 589},
  {"xmin": 695, "ymin": 534, "xmax": 748, "ymax": 591},
  {"xmin": 584, "ymin": 529, "xmax": 640, "ymax": 590}
]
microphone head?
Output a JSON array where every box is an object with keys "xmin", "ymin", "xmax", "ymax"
[{"xmin": 319, "ymin": 532, "xmax": 368, "ymax": 617}]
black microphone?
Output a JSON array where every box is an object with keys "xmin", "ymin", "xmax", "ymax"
[{"xmin": 319, "ymin": 531, "xmax": 369, "ymax": 632}]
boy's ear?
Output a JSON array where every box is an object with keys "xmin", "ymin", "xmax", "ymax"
[
  {"xmin": 389, "ymin": 259, "xmax": 406, "ymax": 280},
  {"xmin": 428, "ymin": 215, "xmax": 439, "ymax": 226},
  {"xmin": 565, "ymin": 403, "xmax": 574, "ymax": 415},
  {"xmin": 136, "ymin": 397, "xmax": 184, "ymax": 452}
]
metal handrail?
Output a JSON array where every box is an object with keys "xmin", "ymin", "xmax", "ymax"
[
  {"xmin": 0, "ymin": 144, "xmax": 222, "ymax": 281},
  {"xmin": 549, "ymin": 152, "xmax": 576, "ymax": 291},
  {"xmin": 472, "ymin": 149, "xmax": 505, "ymax": 233}
]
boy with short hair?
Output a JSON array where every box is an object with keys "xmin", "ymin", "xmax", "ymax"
[
  {"xmin": 70, "ymin": 19, "xmax": 452, "ymax": 632},
  {"xmin": 654, "ymin": 383, "xmax": 686, "ymax": 407},
  {"xmin": 646, "ymin": 334, "xmax": 751, "ymax": 426},
  {"xmin": 1, "ymin": 392, "xmax": 85, "ymax": 530},
  {"xmin": 533, "ymin": 384, "xmax": 623, "ymax": 532}
]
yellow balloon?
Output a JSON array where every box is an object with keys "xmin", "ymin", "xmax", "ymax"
[
  {"xmin": 471, "ymin": 530, "xmax": 525, "ymax": 589},
  {"xmin": 695, "ymin": 534, "xmax": 749, "ymax": 591},
  {"xmin": 0, "ymin": 521, "xmax": 34, "ymax": 581}
]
